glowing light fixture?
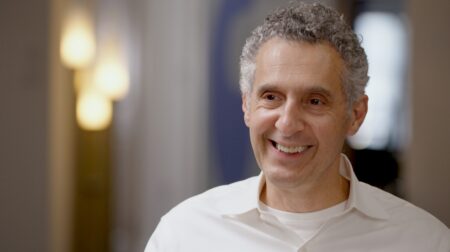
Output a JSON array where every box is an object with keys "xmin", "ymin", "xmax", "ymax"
[
  {"xmin": 74, "ymin": 68, "xmax": 93, "ymax": 94},
  {"xmin": 93, "ymin": 43, "xmax": 130, "ymax": 100},
  {"xmin": 60, "ymin": 7, "xmax": 96, "ymax": 68},
  {"xmin": 61, "ymin": 4, "xmax": 131, "ymax": 130},
  {"xmin": 76, "ymin": 88, "xmax": 112, "ymax": 131},
  {"xmin": 93, "ymin": 58, "xmax": 129, "ymax": 100},
  {"xmin": 348, "ymin": 12, "xmax": 406, "ymax": 150}
]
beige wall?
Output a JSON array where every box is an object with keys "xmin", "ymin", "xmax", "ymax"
[
  {"xmin": 0, "ymin": 0, "xmax": 50, "ymax": 251},
  {"xmin": 112, "ymin": 1, "xmax": 211, "ymax": 251},
  {"xmin": 405, "ymin": 0, "xmax": 450, "ymax": 226},
  {"xmin": 49, "ymin": 0, "xmax": 75, "ymax": 251},
  {"xmin": 0, "ymin": 0, "xmax": 75, "ymax": 251}
]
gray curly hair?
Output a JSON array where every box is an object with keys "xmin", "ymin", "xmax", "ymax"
[{"xmin": 239, "ymin": 2, "xmax": 369, "ymax": 106}]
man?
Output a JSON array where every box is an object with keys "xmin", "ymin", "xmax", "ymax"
[{"xmin": 145, "ymin": 2, "xmax": 449, "ymax": 251}]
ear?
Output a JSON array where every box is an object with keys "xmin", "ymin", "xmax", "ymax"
[
  {"xmin": 347, "ymin": 95, "xmax": 368, "ymax": 136},
  {"xmin": 242, "ymin": 94, "xmax": 250, "ymax": 127}
]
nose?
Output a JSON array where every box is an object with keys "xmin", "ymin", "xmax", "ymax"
[{"xmin": 275, "ymin": 102, "xmax": 305, "ymax": 136}]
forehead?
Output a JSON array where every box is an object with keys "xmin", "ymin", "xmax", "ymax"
[{"xmin": 253, "ymin": 38, "xmax": 344, "ymax": 95}]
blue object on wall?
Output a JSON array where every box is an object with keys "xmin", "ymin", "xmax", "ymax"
[{"xmin": 210, "ymin": 0, "xmax": 253, "ymax": 184}]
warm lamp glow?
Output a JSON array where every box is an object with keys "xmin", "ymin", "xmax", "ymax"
[
  {"xmin": 93, "ymin": 56, "xmax": 130, "ymax": 100},
  {"xmin": 60, "ymin": 8, "xmax": 96, "ymax": 68},
  {"xmin": 76, "ymin": 90, "xmax": 112, "ymax": 130},
  {"xmin": 74, "ymin": 69, "xmax": 93, "ymax": 94}
]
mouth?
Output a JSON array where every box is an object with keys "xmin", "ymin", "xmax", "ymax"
[{"xmin": 270, "ymin": 140, "xmax": 311, "ymax": 154}]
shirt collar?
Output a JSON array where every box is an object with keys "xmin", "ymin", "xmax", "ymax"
[
  {"xmin": 340, "ymin": 154, "xmax": 390, "ymax": 220},
  {"xmin": 219, "ymin": 154, "xmax": 389, "ymax": 220},
  {"xmin": 217, "ymin": 173, "xmax": 263, "ymax": 216}
]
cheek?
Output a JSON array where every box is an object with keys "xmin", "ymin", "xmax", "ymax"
[
  {"xmin": 248, "ymin": 109, "xmax": 279, "ymax": 133},
  {"xmin": 310, "ymin": 116, "xmax": 349, "ymax": 143}
]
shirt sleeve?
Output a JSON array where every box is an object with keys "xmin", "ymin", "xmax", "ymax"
[{"xmin": 144, "ymin": 217, "xmax": 177, "ymax": 252}]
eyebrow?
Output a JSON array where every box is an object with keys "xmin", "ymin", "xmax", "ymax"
[
  {"xmin": 255, "ymin": 82, "xmax": 334, "ymax": 98},
  {"xmin": 254, "ymin": 83, "xmax": 281, "ymax": 95},
  {"xmin": 306, "ymin": 86, "xmax": 333, "ymax": 98}
]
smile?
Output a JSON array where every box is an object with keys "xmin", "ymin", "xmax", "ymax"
[{"xmin": 270, "ymin": 140, "xmax": 309, "ymax": 154}]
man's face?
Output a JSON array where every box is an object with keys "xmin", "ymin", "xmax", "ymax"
[{"xmin": 242, "ymin": 38, "xmax": 367, "ymax": 190}]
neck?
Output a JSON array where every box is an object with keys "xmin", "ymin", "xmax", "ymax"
[{"xmin": 260, "ymin": 167, "xmax": 350, "ymax": 213}]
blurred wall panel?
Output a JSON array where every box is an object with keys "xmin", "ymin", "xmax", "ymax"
[
  {"xmin": 113, "ymin": 1, "xmax": 211, "ymax": 251},
  {"xmin": 0, "ymin": 0, "xmax": 50, "ymax": 251},
  {"xmin": 406, "ymin": 0, "xmax": 450, "ymax": 226},
  {"xmin": 49, "ymin": 0, "xmax": 76, "ymax": 251}
]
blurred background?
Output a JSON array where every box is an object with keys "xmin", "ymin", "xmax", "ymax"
[{"xmin": 0, "ymin": 0, "xmax": 449, "ymax": 251}]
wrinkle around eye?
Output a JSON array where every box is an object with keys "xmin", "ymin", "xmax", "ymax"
[{"xmin": 303, "ymin": 96, "xmax": 331, "ymax": 113}]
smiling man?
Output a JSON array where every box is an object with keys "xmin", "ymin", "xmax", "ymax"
[
  {"xmin": 145, "ymin": 3, "xmax": 449, "ymax": 251},
  {"xmin": 243, "ymin": 38, "xmax": 363, "ymax": 214}
]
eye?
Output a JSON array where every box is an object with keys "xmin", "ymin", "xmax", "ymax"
[
  {"xmin": 309, "ymin": 98, "xmax": 322, "ymax": 105},
  {"xmin": 262, "ymin": 93, "xmax": 280, "ymax": 101},
  {"xmin": 259, "ymin": 92, "xmax": 282, "ymax": 108},
  {"xmin": 266, "ymin": 94, "xmax": 277, "ymax": 100}
]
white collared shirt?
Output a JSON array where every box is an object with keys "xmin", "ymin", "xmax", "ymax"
[{"xmin": 145, "ymin": 155, "xmax": 449, "ymax": 252}]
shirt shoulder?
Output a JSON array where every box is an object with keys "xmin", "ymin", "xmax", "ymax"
[
  {"xmin": 145, "ymin": 177, "xmax": 260, "ymax": 252},
  {"xmin": 163, "ymin": 175, "xmax": 259, "ymax": 220},
  {"xmin": 359, "ymin": 181, "xmax": 449, "ymax": 232}
]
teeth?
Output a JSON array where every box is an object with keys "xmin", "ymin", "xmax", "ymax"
[{"xmin": 276, "ymin": 143, "xmax": 307, "ymax": 154}]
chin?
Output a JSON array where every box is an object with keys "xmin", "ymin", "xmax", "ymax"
[{"xmin": 263, "ymin": 166, "xmax": 307, "ymax": 188}]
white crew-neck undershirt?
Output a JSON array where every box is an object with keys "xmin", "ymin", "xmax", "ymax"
[{"xmin": 259, "ymin": 200, "xmax": 348, "ymax": 244}]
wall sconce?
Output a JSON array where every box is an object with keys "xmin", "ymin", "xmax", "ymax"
[
  {"xmin": 76, "ymin": 86, "xmax": 113, "ymax": 131},
  {"xmin": 60, "ymin": 6, "xmax": 96, "ymax": 69},
  {"xmin": 60, "ymin": 3, "xmax": 129, "ymax": 131},
  {"xmin": 93, "ymin": 42, "xmax": 130, "ymax": 100},
  {"xmin": 74, "ymin": 69, "xmax": 111, "ymax": 131}
]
